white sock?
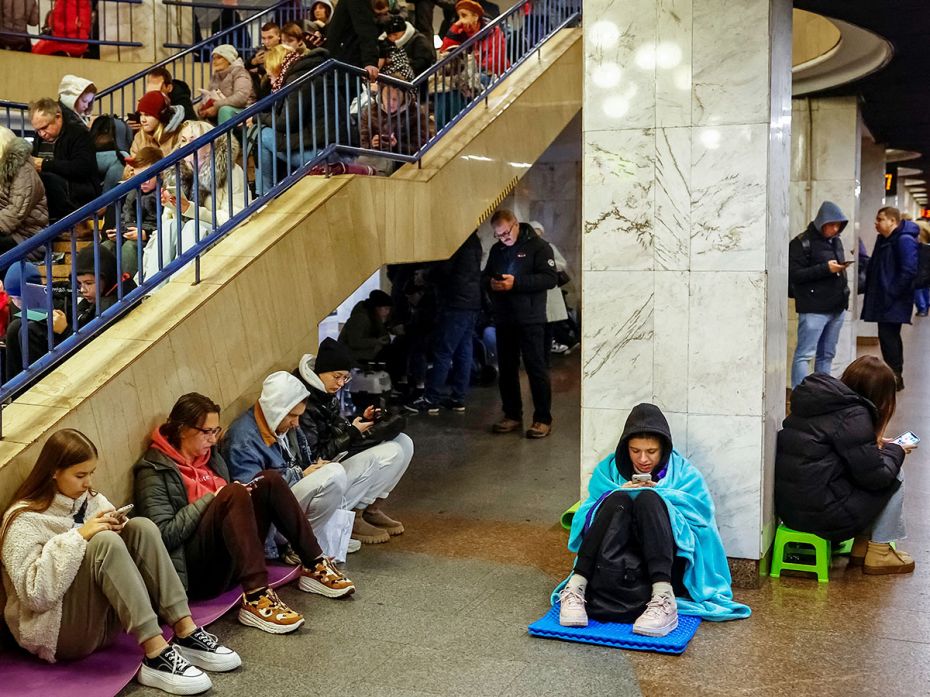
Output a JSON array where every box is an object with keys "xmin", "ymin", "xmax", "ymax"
[
  {"xmin": 652, "ymin": 581, "xmax": 674, "ymax": 599},
  {"xmin": 566, "ymin": 573, "xmax": 588, "ymax": 594}
]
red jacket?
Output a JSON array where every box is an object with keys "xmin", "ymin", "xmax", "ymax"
[
  {"xmin": 440, "ymin": 18, "xmax": 509, "ymax": 75},
  {"xmin": 31, "ymin": 0, "xmax": 91, "ymax": 57}
]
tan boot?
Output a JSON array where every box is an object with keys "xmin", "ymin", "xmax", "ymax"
[
  {"xmin": 363, "ymin": 506, "xmax": 404, "ymax": 535},
  {"xmin": 848, "ymin": 536, "xmax": 869, "ymax": 567},
  {"xmin": 863, "ymin": 542, "xmax": 915, "ymax": 575},
  {"xmin": 352, "ymin": 510, "xmax": 390, "ymax": 544}
]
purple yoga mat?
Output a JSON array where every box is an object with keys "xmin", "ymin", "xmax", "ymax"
[{"xmin": 0, "ymin": 564, "xmax": 301, "ymax": 697}]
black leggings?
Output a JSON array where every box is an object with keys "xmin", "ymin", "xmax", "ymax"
[{"xmin": 575, "ymin": 489, "xmax": 677, "ymax": 585}]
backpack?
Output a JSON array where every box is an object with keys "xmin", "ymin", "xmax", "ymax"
[
  {"xmin": 787, "ymin": 231, "xmax": 812, "ymax": 299},
  {"xmin": 912, "ymin": 242, "xmax": 930, "ymax": 290},
  {"xmin": 584, "ymin": 497, "xmax": 652, "ymax": 623}
]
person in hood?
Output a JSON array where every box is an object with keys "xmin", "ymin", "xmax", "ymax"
[
  {"xmin": 57, "ymin": 75, "xmax": 96, "ymax": 129},
  {"xmin": 338, "ymin": 289, "xmax": 395, "ymax": 362},
  {"xmin": 776, "ymin": 356, "xmax": 915, "ymax": 575},
  {"xmin": 555, "ymin": 403, "xmax": 750, "ymax": 634},
  {"xmin": 133, "ymin": 393, "xmax": 353, "ymax": 637},
  {"xmin": 861, "ymin": 207, "xmax": 919, "ymax": 390},
  {"xmin": 294, "ymin": 338, "xmax": 412, "ymax": 545},
  {"xmin": 0, "ymin": 125, "xmax": 48, "ymax": 255},
  {"xmin": 29, "ymin": 97, "xmax": 100, "ymax": 221},
  {"xmin": 306, "ymin": 0, "xmax": 333, "ymax": 33},
  {"xmin": 128, "ymin": 91, "xmax": 187, "ymax": 163},
  {"xmin": 788, "ymin": 201, "xmax": 851, "ymax": 389},
  {"xmin": 380, "ymin": 14, "xmax": 436, "ymax": 76},
  {"xmin": 198, "ymin": 44, "xmax": 255, "ymax": 124},
  {"xmin": 484, "ymin": 209, "xmax": 557, "ymax": 439},
  {"xmin": 222, "ymin": 372, "xmax": 361, "ymax": 572},
  {"xmin": 3, "ymin": 429, "xmax": 237, "ymax": 692}
]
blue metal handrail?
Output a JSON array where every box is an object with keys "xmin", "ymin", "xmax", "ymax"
[
  {"xmin": 0, "ymin": 0, "xmax": 581, "ymax": 414},
  {"xmin": 0, "ymin": 30, "xmax": 143, "ymax": 48},
  {"xmin": 0, "ymin": 101, "xmax": 31, "ymax": 139}
]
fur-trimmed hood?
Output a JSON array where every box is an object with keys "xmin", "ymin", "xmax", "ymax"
[{"xmin": 1, "ymin": 138, "xmax": 33, "ymax": 189}]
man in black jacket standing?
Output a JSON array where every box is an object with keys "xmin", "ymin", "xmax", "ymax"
[
  {"xmin": 789, "ymin": 201, "xmax": 851, "ymax": 390},
  {"xmin": 484, "ymin": 209, "xmax": 558, "ymax": 438},
  {"xmin": 406, "ymin": 231, "xmax": 482, "ymax": 414},
  {"xmin": 326, "ymin": 0, "xmax": 382, "ymax": 85}
]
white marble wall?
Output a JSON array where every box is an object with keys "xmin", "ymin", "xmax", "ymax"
[
  {"xmin": 581, "ymin": 0, "xmax": 792, "ymax": 560},
  {"xmin": 788, "ymin": 96, "xmax": 862, "ymax": 380}
]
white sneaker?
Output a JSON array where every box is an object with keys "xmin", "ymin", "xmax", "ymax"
[
  {"xmin": 173, "ymin": 627, "xmax": 241, "ymax": 672},
  {"xmin": 558, "ymin": 586, "xmax": 588, "ymax": 627},
  {"xmin": 347, "ymin": 538, "xmax": 362, "ymax": 554},
  {"xmin": 632, "ymin": 592, "xmax": 678, "ymax": 637},
  {"xmin": 137, "ymin": 646, "xmax": 213, "ymax": 695}
]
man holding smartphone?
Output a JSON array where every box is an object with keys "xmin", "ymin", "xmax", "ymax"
[{"xmin": 788, "ymin": 201, "xmax": 851, "ymax": 389}]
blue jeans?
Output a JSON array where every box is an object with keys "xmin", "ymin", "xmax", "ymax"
[
  {"xmin": 424, "ymin": 308, "xmax": 478, "ymax": 404},
  {"xmin": 914, "ymin": 288, "xmax": 929, "ymax": 314},
  {"xmin": 791, "ymin": 311, "xmax": 845, "ymax": 388},
  {"xmin": 256, "ymin": 127, "xmax": 318, "ymax": 196},
  {"xmin": 870, "ymin": 471, "xmax": 906, "ymax": 543}
]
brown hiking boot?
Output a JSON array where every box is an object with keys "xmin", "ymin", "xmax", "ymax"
[
  {"xmin": 848, "ymin": 536, "xmax": 868, "ymax": 567},
  {"xmin": 492, "ymin": 417, "xmax": 521, "ymax": 434},
  {"xmin": 526, "ymin": 422, "xmax": 552, "ymax": 439},
  {"xmin": 363, "ymin": 507, "xmax": 405, "ymax": 535},
  {"xmin": 863, "ymin": 542, "xmax": 915, "ymax": 575},
  {"xmin": 352, "ymin": 513, "xmax": 390, "ymax": 544}
]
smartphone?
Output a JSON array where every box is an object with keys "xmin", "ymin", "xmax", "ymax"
[
  {"xmin": 245, "ymin": 475, "xmax": 265, "ymax": 491},
  {"xmin": 331, "ymin": 451, "xmax": 349, "ymax": 463},
  {"xmin": 113, "ymin": 503, "xmax": 134, "ymax": 518},
  {"xmin": 127, "ymin": 111, "xmax": 140, "ymax": 122},
  {"xmin": 372, "ymin": 408, "xmax": 383, "ymax": 422},
  {"xmin": 892, "ymin": 431, "xmax": 920, "ymax": 448},
  {"xmin": 632, "ymin": 473, "xmax": 652, "ymax": 483},
  {"xmin": 493, "ymin": 274, "xmax": 504, "ymax": 281},
  {"xmin": 839, "ymin": 259, "xmax": 855, "ymax": 266}
]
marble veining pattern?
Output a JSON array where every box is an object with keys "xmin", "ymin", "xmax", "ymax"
[{"xmin": 654, "ymin": 127, "xmax": 692, "ymax": 269}]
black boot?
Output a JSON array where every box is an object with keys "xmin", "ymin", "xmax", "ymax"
[{"xmin": 895, "ymin": 373, "xmax": 905, "ymax": 391}]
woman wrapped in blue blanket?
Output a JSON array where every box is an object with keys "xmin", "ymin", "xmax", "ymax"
[{"xmin": 554, "ymin": 403, "xmax": 750, "ymax": 636}]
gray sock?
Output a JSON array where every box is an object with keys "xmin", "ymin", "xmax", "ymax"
[
  {"xmin": 566, "ymin": 573, "xmax": 588, "ymax": 594},
  {"xmin": 652, "ymin": 581, "xmax": 674, "ymax": 599}
]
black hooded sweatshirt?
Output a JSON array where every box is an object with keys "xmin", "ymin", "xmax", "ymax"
[
  {"xmin": 775, "ymin": 373, "xmax": 903, "ymax": 541},
  {"xmin": 614, "ymin": 403, "xmax": 673, "ymax": 483}
]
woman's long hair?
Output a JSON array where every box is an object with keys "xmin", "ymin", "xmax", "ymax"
[
  {"xmin": 1, "ymin": 429, "xmax": 98, "ymax": 545},
  {"xmin": 160, "ymin": 393, "xmax": 221, "ymax": 450},
  {"xmin": 841, "ymin": 356, "xmax": 897, "ymax": 439}
]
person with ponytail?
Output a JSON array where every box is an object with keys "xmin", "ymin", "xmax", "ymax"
[
  {"xmin": 776, "ymin": 355, "xmax": 915, "ymax": 575},
  {"xmin": 1, "ymin": 429, "xmax": 239, "ymax": 694}
]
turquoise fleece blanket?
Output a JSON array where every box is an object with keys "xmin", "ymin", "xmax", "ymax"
[{"xmin": 551, "ymin": 451, "xmax": 751, "ymax": 621}]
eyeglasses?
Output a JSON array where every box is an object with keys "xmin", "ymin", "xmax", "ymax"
[
  {"xmin": 493, "ymin": 221, "xmax": 517, "ymax": 239},
  {"xmin": 193, "ymin": 426, "xmax": 223, "ymax": 437},
  {"xmin": 334, "ymin": 373, "xmax": 352, "ymax": 385}
]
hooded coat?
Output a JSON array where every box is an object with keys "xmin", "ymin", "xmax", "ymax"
[
  {"xmin": 554, "ymin": 404, "xmax": 750, "ymax": 621},
  {"xmin": 338, "ymin": 298, "xmax": 391, "ymax": 361},
  {"xmin": 0, "ymin": 137, "xmax": 48, "ymax": 246},
  {"xmin": 775, "ymin": 373, "xmax": 904, "ymax": 541},
  {"xmin": 860, "ymin": 220, "xmax": 920, "ymax": 325},
  {"xmin": 293, "ymin": 354, "xmax": 365, "ymax": 461},
  {"xmin": 57, "ymin": 75, "xmax": 95, "ymax": 129},
  {"xmin": 380, "ymin": 21, "xmax": 436, "ymax": 76},
  {"xmin": 482, "ymin": 222, "xmax": 557, "ymax": 325},
  {"xmin": 207, "ymin": 58, "xmax": 255, "ymax": 110},
  {"xmin": 788, "ymin": 201, "xmax": 850, "ymax": 314},
  {"xmin": 222, "ymin": 372, "xmax": 315, "ymax": 486},
  {"xmin": 132, "ymin": 444, "xmax": 230, "ymax": 590}
]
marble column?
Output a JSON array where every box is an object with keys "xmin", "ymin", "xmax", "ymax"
[
  {"xmin": 788, "ymin": 96, "xmax": 861, "ymax": 380},
  {"xmin": 580, "ymin": 0, "xmax": 792, "ymax": 561}
]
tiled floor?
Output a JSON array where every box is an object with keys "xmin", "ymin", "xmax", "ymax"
[{"xmin": 124, "ymin": 324, "xmax": 930, "ymax": 696}]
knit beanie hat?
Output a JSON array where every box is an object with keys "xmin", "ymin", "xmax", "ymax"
[
  {"xmin": 137, "ymin": 91, "xmax": 171, "ymax": 121},
  {"xmin": 455, "ymin": 0, "xmax": 484, "ymax": 17},
  {"xmin": 3, "ymin": 263, "xmax": 41, "ymax": 298},
  {"xmin": 367, "ymin": 289, "xmax": 394, "ymax": 308},
  {"xmin": 314, "ymin": 337, "xmax": 359, "ymax": 374},
  {"xmin": 212, "ymin": 44, "xmax": 239, "ymax": 64},
  {"xmin": 385, "ymin": 14, "xmax": 406, "ymax": 34}
]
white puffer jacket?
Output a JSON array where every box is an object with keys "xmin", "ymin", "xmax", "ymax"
[{"xmin": 1, "ymin": 491, "xmax": 113, "ymax": 662}]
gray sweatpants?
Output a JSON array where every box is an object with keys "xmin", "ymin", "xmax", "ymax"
[{"xmin": 55, "ymin": 517, "xmax": 191, "ymax": 661}]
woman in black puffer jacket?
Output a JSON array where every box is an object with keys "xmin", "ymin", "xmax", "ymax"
[{"xmin": 775, "ymin": 356, "xmax": 914, "ymax": 575}]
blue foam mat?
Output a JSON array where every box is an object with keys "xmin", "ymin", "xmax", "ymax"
[{"xmin": 528, "ymin": 605, "xmax": 701, "ymax": 655}]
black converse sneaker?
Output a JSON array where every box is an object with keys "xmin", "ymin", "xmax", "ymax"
[
  {"xmin": 174, "ymin": 626, "xmax": 242, "ymax": 672},
  {"xmin": 137, "ymin": 645, "xmax": 213, "ymax": 695}
]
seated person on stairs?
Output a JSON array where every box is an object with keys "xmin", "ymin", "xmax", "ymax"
[
  {"xmin": 775, "ymin": 356, "xmax": 915, "ymax": 575},
  {"xmin": 293, "ymin": 338, "xmax": 412, "ymax": 546},
  {"xmin": 555, "ymin": 403, "xmax": 749, "ymax": 635}
]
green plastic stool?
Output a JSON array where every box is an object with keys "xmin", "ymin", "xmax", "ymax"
[
  {"xmin": 560, "ymin": 501, "xmax": 581, "ymax": 530},
  {"xmin": 769, "ymin": 524, "xmax": 834, "ymax": 582}
]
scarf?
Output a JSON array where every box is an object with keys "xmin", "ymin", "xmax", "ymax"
[
  {"xmin": 271, "ymin": 50, "xmax": 302, "ymax": 92},
  {"xmin": 150, "ymin": 425, "xmax": 226, "ymax": 504}
]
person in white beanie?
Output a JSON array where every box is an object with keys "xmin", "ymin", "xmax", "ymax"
[{"xmin": 198, "ymin": 44, "xmax": 255, "ymax": 124}]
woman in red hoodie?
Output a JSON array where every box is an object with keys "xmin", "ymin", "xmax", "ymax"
[
  {"xmin": 439, "ymin": 0, "xmax": 508, "ymax": 75},
  {"xmin": 132, "ymin": 393, "xmax": 354, "ymax": 635}
]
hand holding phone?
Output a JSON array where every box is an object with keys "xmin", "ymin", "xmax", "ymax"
[
  {"xmin": 331, "ymin": 451, "xmax": 349, "ymax": 463},
  {"xmin": 631, "ymin": 473, "xmax": 652, "ymax": 483},
  {"xmin": 891, "ymin": 431, "xmax": 920, "ymax": 449},
  {"xmin": 113, "ymin": 503, "xmax": 134, "ymax": 520},
  {"xmin": 244, "ymin": 475, "xmax": 264, "ymax": 492}
]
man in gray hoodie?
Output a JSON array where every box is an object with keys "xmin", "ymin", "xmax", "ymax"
[{"xmin": 788, "ymin": 201, "xmax": 852, "ymax": 389}]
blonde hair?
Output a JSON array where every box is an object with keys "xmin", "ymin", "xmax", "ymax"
[
  {"xmin": 264, "ymin": 44, "xmax": 294, "ymax": 78},
  {"xmin": 917, "ymin": 220, "xmax": 930, "ymax": 245},
  {"xmin": 0, "ymin": 126, "xmax": 16, "ymax": 162}
]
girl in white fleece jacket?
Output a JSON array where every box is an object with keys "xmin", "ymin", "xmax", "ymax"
[{"xmin": 1, "ymin": 429, "xmax": 239, "ymax": 695}]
